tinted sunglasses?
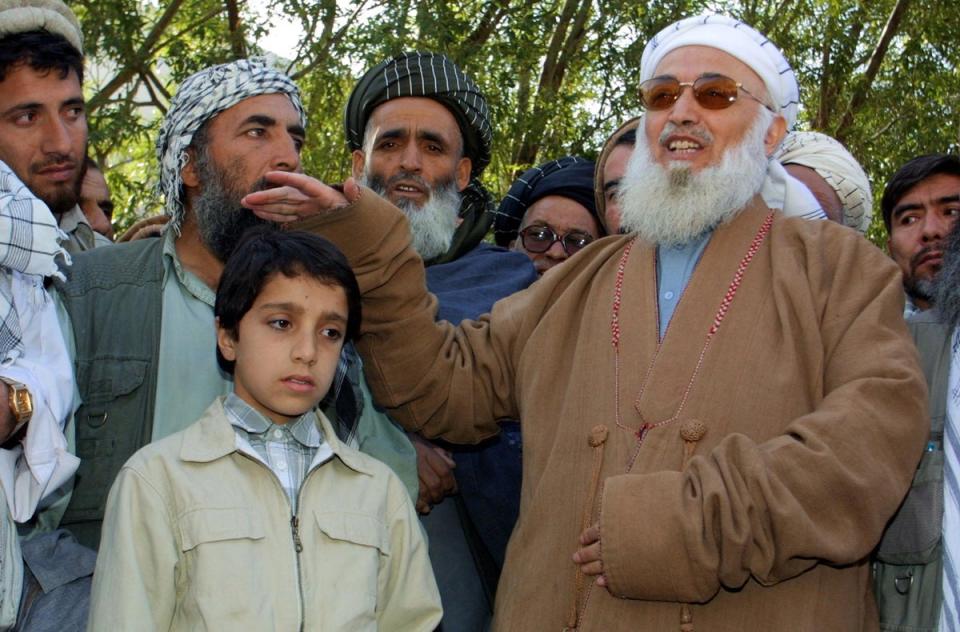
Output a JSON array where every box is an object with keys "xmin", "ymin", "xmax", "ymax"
[
  {"xmin": 639, "ymin": 74, "xmax": 773, "ymax": 112},
  {"xmin": 519, "ymin": 225, "xmax": 595, "ymax": 256}
]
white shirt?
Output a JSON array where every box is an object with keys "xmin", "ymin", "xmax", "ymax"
[{"xmin": 0, "ymin": 271, "xmax": 78, "ymax": 522}]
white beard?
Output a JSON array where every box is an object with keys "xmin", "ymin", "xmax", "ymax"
[
  {"xmin": 360, "ymin": 175, "xmax": 461, "ymax": 261},
  {"xmin": 618, "ymin": 109, "xmax": 773, "ymax": 246}
]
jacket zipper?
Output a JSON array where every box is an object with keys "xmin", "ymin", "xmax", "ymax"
[
  {"xmin": 292, "ymin": 485, "xmax": 308, "ymax": 632},
  {"xmin": 237, "ymin": 452, "xmax": 310, "ymax": 631}
]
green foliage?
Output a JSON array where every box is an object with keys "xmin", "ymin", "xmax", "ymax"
[{"xmin": 73, "ymin": 0, "xmax": 958, "ymax": 247}]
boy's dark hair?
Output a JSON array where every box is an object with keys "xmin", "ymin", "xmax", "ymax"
[
  {"xmin": 214, "ymin": 228, "xmax": 362, "ymax": 374},
  {"xmin": 613, "ymin": 128, "xmax": 636, "ymax": 148},
  {"xmin": 0, "ymin": 30, "xmax": 84, "ymax": 84},
  {"xmin": 882, "ymin": 153, "xmax": 960, "ymax": 232}
]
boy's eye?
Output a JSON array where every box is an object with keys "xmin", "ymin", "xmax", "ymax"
[
  {"xmin": 269, "ymin": 319, "xmax": 292, "ymax": 330},
  {"xmin": 321, "ymin": 327, "xmax": 342, "ymax": 340}
]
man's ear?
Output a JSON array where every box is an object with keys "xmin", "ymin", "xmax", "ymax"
[
  {"xmin": 215, "ymin": 318, "xmax": 238, "ymax": 362},
  {"xmin": 455, "ymin": 156, "xmax": 472, "ymax": 192},
  {"xmin": 764, "ymin": 113, "xmax": 788, "ymax": 157},
  {"xmin": 181, "ymin": 149, "xmax": 201, "ymax": 188},
  {"xmin": 351, "ymin": 150, "xmax": 366, "ymax": 180}
]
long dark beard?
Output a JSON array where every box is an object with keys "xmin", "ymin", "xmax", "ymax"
[
  {"xmin": 192, "ymin": 156, "xmax": 275, "ymax": 262},
  {"xmin": 936, "ymin": 222, "xmax": 960, "ymax": 326}
]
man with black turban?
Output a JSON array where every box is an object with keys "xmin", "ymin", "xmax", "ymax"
[
  {"xmin": 344, "ymin": 51, "xmax": 537, "ymax": 630},
  {"xmin": 495, "ymin": 156, "xmax": 603, "ymax": 276}
]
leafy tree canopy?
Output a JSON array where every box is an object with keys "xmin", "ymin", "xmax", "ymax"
[{"xmin": 73, "ymin": 0, "xmax": 958, "ymax": 245}]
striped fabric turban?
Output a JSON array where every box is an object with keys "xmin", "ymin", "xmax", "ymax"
[
  {"xmin": 495, "ymin": 156, "xmax": 600, "ymax": 246},
  {"xmin": 776, "ymin": 131, "xmax": 873, "ymax": 233},
  {"xmin": 345, "ymin": 51, "xmax": 494, "ymax": 264},
  {"xmin": 156, "ymin": 58, "xmax": 306, "ymax": 233}
]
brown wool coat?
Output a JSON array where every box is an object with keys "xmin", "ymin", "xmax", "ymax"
[{"xmin": 294, "ymin": 190, "xmax": 928, "ymax": 631}]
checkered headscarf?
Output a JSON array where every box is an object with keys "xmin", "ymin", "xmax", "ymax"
[
  {"xmin": 156, "ymin": 58, "xmax": 306, "ymax": 233},
  {"xmin": 0, "ymin": 160, "xmax": 68, "ymax": 358},
  {"xmin": 345, "ymin": 51, "xmax": 495, "ymax": 264}
]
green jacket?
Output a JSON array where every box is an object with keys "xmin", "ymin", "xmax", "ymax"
[
  {"xmin": 875, "ymin": 308, "xmax": 949, "ymax": 631},
  {"xmin": 54, "ymin": 238, "xmax": 164, "ymax": 549}
]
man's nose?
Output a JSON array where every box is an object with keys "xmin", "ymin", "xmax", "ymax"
[
  {"xmin": 41, "ymin": 116, "xmax": 75, "ymax": 156},
  {"xmin": 921, "ymin": 212, "xmax": 952, "ymax": 243},
  {"xmin": 544, "ymin": 238, "xmax": 568, "ymax": 260},
  {"xmin": 270, "ymin": 134, "xmax": 301, "ymax": 172},
  {"xmin": 667, "ymin": 86, "xmax": 702, "ymax": 126},
  {"xmin": 399, "ymin": 143, "xmax": 423, "ymax": 172}
]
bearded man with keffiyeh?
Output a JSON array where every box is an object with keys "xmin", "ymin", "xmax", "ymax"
[
  {"xmin": 285, "ymin": 15, "xmax": 928, "ymax": 629},
  {"xmin": 46, "ymin": 59, "xmax": 420, "ymax": 558}
]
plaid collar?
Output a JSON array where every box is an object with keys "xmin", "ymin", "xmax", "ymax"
[{"xmin": 223, "ymin": 392, "xmax": 323, "ymax": 448}]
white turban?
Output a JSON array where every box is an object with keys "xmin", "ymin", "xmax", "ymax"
[
  {"xmin": 156, "ymin": 58, "xmax": 306, "ymax": 233},
  {"xmin": 640, "ymin": 14, "xmax": 800, "ymax": 130},
  {"xmin": 776, "ymin": 131, "xmax": 873, "ymax": 232}
]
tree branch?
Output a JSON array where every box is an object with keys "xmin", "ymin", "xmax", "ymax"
[
  {"xmin": 833, "ymin": 0, "xmax": 912, "ymax": 142},
  {"xmin": 87, "ymin": 0, "xmax": 187, "ymax": 113}
]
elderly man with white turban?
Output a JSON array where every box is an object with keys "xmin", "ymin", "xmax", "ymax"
[{"xmin": 278, "ymin": 14, "xmax": 926, "ymax": 631}]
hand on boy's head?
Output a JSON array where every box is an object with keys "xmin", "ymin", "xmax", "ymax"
[{"xmin": 242, "ymin": 173, "xmax": 361, "ymax": 223}]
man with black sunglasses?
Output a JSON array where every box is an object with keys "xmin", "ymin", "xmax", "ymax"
[
  {"xmin": 494, "ymin": 156, "xmax": 603, "ymax": 276},
  {"xmin": 283, "ymin": 13, "xmax": 926, "ymax": 631}
]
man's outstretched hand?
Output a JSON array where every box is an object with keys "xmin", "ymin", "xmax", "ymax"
[{"xmin": 243, "ymin": 173, "xmax": 362, "ymax": 223}]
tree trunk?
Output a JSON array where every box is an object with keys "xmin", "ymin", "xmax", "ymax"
[
  {"xmin": 224, "ymin": 0, "xmax": 247, "ymax": 59},
  {"xmin": 513, "ymin": 0, "xmax": 591, "ymax": 167}
]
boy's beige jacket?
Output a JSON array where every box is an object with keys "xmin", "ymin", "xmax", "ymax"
[
  {"xmin": 88, "ymin": 399, "xmax": 441, "ymax": 631},
  {"xmin": 296, "ymin": 190, "xmax": 928, "ymax": 631}
]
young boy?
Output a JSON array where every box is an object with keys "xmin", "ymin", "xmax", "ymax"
[{"xmin": 88, "ymin": 229, "xmax": 441, "ymax": 630}]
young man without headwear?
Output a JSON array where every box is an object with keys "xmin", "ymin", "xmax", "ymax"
[
  {"xmin": 873, "ymin": 161, "xmax": 960, "ymax": 631},
  {"xmin": 276, "ymin": 14, "xmax": 927, "ymax": 629},
  {"xmin": 882, "ymin": 153, "xmax": 960, "ymax": 316}
]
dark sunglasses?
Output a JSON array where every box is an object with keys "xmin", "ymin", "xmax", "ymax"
[
  {"xmin": 519, "ymin": 225, "xmax": 595, "ymax": 256},
  {"xmin": 639, "ymin": 74, "xmax": 774, "ymax": 112}
]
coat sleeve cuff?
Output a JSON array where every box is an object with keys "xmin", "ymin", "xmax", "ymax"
[{"xmin": 600, "ymin": 471, "xmax": 718, "ymax": 603}]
